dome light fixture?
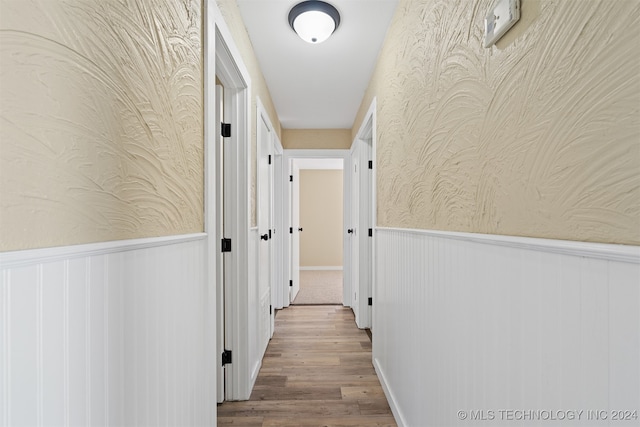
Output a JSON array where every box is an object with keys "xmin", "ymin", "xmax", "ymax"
[{"xmin": 288, "ymin": 1, "xmax": 341, "ymax": 44}]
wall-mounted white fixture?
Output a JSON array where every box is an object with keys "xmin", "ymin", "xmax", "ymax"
[
  {"xmin": 484, "ymin": 0, "xmax": 520, "ymax": 47},
  {"xmin": 288, "ymin": 1, "xmax": 341, "ymax": 44}
]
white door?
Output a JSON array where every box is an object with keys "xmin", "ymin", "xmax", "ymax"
[
  {"xmin": 350, "ymin": 152, "xmax": 360, "ymax": 320},
  {"xmin": 269, "ymin": 148, "xmax": 277, "ymax": 335},
  {"xmin": 290, "ymin": 161, "xmax": 301, "ymax": 302},
  {"xmin": 258, "ymin": 114, "xmax": 274, "ymax": 350}
]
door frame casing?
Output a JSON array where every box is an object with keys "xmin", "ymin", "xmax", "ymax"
[
  {"xmin": 203, "ymin": 0, "xmax": 217, "ymax": 416},
  {"xmin": 211, "ymin": 1, "xmax": 253, "ymax": 401},
  {"xmin": 352, "ymin": 98, "xmax": 377, "ymax": 329},
  {"xmin": 282, "ymin": 149, "xmax": 351, "ymax": 308}
]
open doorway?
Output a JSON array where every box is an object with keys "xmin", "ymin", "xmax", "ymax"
[
  {"xmin": 292, "ymin": 160, "xmax": 344, "ymax": 305},
  {"xmin": 281, "ymin": 150, "xmax": 352, "ymax": 309}
]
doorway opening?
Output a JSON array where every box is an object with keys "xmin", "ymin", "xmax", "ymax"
[
  {"xmin": 281, "ymin": 150, "xmax": 352, "ymax": 310},
  {"xmin": 292, "ymin": 159, "xmax": 344, "ymax": 305}
]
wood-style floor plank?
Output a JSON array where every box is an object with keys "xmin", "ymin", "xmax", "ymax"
[{"xmin": 217, "ymin": 306, "xmax": 397, "ymax": 426}]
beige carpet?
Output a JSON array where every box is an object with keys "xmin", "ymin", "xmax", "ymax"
[{"xmin": 292, "ymin": 270, "xmax": 343, "ymax": 305}]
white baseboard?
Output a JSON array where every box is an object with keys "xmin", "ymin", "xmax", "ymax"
[
  {"xmin": 299, "ymin": 266, "xmax": 343, "ymax": 271},
  {"xmin": 374, "ymin": 357, "xmax": 406, "ymax": 427}
]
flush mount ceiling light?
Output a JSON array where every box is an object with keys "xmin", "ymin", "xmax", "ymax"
[{"xmin": 288, "ymin": 1, "xmax": 341, "ymax": 44}]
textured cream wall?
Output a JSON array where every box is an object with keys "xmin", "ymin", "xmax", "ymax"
[
  {"xmin": 299, "ymin": 170, "xmax": 343, "ymax": 267},
  {"xmin": 215, "ymin": 0, "xmax": 282, "ymax": 227},
  {"xmin": 0, "ymin": 0, "xmax": 204, "ymax": 252},
  {"xmin": 282, "ymin": 129, "xmax": 352, "ymax": 150},
  {"xmin": 352, "ymin": 0, "xmax": 640, "ymax": 245}
]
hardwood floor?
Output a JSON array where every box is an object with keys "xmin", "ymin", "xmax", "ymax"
[{"xmin": 217, "ymin": 305, "xmax": 397, "ymax": 427}]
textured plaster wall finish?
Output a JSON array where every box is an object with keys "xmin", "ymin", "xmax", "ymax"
[
  {"xmin": 299, "ymin": 169, "xmax": 344, "ymax": 266},
  {"xmin": 0, "ymin": 0, "xmax": 204, "ymax": 251},
  {"xmin": 282, "ymin": 129, "xmax": 352, "ymax": 150},
  {"xmin": 353, "ymin": 0, "xmax": 640, "ymax": 245},
  {"xmin": 215, "ymin": 0, "xmax": 281, "ymax": 227}
]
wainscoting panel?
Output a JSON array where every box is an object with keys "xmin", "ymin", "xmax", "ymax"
[
  {"xmin": 0, "ymin": 235, "xmax": 214, "ymax": 427},
  {"xmin": 374, "ymin": 228, "xmax": 640, "ymax": 427}
]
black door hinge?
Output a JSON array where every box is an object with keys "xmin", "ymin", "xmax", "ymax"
[
  {"xmin": 368, "ymin": 297, "xmax": 373, "ymax": 306},
  {"xmin": 289, "ymin": 227, "xmax": 293, "ymax": 234},
  {"xmin": 222, "ymin": 349, "xmax": 232, "ymax": 366},
  {"xmin": 221, "ymin": 238, "xmax": 232, "ymax": 252},
  {"xmin": 221, "ymin": 123, "xmax": 231, "ymax": 138},
  {"xmin": 368, "ymin": 160, "xmax": 373, "ymax": 170},
  {"xmin": 289, "ymin": 280, "xmax": 293, "ymax": 287},
  {"xmin": 270, "ymin": 305, "xmax": 273, "ymax": 315},
  {"xmin": 289, "ymin": 175, "xmax": 293, "ymax": 182},
  {"xmin": 268, "ymin": 155, "xmax": 272, "ymax": 165},
  {"xmin": 368, "ymin": 228, "xmax": 373, "ymax": 237}
]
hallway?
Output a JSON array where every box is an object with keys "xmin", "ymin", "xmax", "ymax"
[{"xmin": 217, "ymin": 306, "xmax": 397, "ymax": 426}]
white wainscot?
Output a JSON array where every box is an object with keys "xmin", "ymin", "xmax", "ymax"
[
  {"xmin": 374, "ymin": 228, "xmax": 640, "ymax": 427},
  {"xmin": 1, "ymin": 234, "xmax": 215, "ymax": 427}
]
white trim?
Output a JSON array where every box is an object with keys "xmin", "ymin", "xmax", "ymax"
[
  {"xmin": 203, "ymin": 0, "xmax": 217, "ymax": 415},
  {"xmin": 282, "ymin": 149, "xmax": 351, "ymax": 307},
  {"xmin": 378, "ymin": 227, "xmax": 640, "ymax": 264},
  {"xmin": 212, "ymin": 0, "xmax": 253, "ymax": 401},
  {"xmin": 295, "ymin": 158, "xmax": 344, "ymax": 170},
  {"xmin": 211, "ymin": 3, "xmax": 251, "ymax": 86},
  {"xmin": 299, "ymin": 266, "xmax": 343, "ymax": 271},
  {"xmin": 374, "ymin": 359, "xmax": 406, "ymax": 427},
  {"xmin": 2, "ymin": 237, "xmax": 209, "ymax": 425},
  {"xmin": 354, "ymin": 98, "xmax": 377, "ymax": 141},
  {"xmin": 273, "ymin": 134, "xmax": 286, "ymax": 311},
  {"xmin": 351, "ymin": 98, "xmax": 377, "ymax": 329},
  {"xmin": 0, "ymin": 234, "xmax": 207, "ymax": 269},
  {"xmin": 284, "ymin": 149, "xmax": 350, "ymax": 159},
  {"xmin": 374, "ymin": 227, "xmax": 639, "ymax": 425}
]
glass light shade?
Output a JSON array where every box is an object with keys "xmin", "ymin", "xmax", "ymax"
[
  {"xmin": 288, "ymin": 1, "xmax": 340, "ymax": 44},
  {"xmin": 293, "ymin": 10, "xmax": 336, "ymax": 44}
]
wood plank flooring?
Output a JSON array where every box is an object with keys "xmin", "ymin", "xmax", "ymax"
[{"xmin": 217, "ymin": 306, "xmax": 397, "ymax": 427}]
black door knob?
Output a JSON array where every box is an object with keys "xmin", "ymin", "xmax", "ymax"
[
  {"xmin": 298, "ymin": 227, "xmax": 303, "ymax": 232},
  {"xmin": 261, "ymin": 233, "xmax": 269, "ymax": 241},
  {"xmin": 347, "ymin": 229, "xmax": 353, "ymax": 234}
]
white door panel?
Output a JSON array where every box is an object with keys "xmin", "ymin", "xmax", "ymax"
[
  {"xmin": 351, "ymin": 154, "xmax": 360, "ymax": 321},
  {"xmin": 290, "ymin": 161, "xmax": 301, "ymax": 302},
  {"xmin": 257, "ymin": 115, "xmax": 272, "ymax": 354}
]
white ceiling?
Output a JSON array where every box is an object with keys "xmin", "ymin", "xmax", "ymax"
[{"xmin": 237, "ymin": 0, "xmax": 398, "ymax": 129}]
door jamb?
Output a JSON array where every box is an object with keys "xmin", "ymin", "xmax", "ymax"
[
  {"xmin": 272, "ymin": 134, "xmax": 285, "ymax": 312},
  {"xmin": 352, "ymin": 98, "xmax": 377, "ymax": 330},
  {"xmin": 211, "ymin": 1, "xmax": 253, "ymax": 401}
]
